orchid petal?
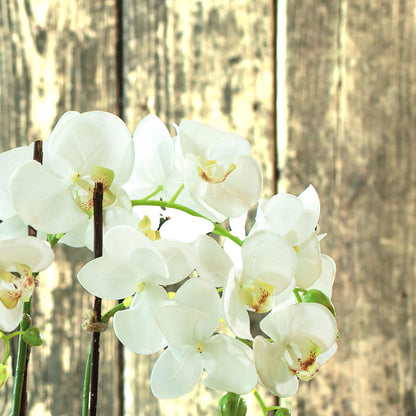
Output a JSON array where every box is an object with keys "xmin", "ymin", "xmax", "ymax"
[
  {"xmin": 0, "ymin": 216, "xmax": 28, "ymax": 240},
  {"xmin": 159, "ymin": 212, "xmax": 214, "ymax": 243},
  {"xmin": 10, "ymin": 160, "xmax": 88, "ymax": 234},
  {"xmin": 77, "ymin": 257, "xmax": 137, "ymax": 299},
  {"xmin": 222, "ymin": 274, "xmax": 252, "ymax": 340},
  {"xmin": 179, "ymin": 120, "xmax": 250, "ymax": 158},
  {"xmin": 155, "ymin": 239, "xmax": 196, "ymax": 284},
  {"xmin": 174, "ymin": 278, "xmax": 221, "ymax": 333},
  {"xmin": 202, "ymin": 155, "xmax": 262, "ymax": 218},
  {"xmin": 48, "ymin": 111, "xmax": 134, "ymax": 184},
  {"xmin": 294, "ymin": 232, "xmax": 322, "ymax": 288},
  {"xmin": 203, "ymin": 335, "xmax": 257, "ymax": 394},
  {"xmin": 129, "ymin": 114, "xmax": 174, "ymax": 187},
  {"xmin": 254, "ymin": 336, "xmax": 299, "ymax": 397},
  {"xmin": 150, "ymin": 348, "xmax": 203, "ymax": 399},
  {"xmin": 252, "ymin": 193, "xmax": 303, "ymax": 237},
  {"xmin": 0, "ymin": 236, "xmax": 54, "ymax": 272},
  {"xmin": 156, "ymin": 304, "xmax": 210, "ymax": 348},
  {"xmin": 193, "ymin": 235, "xmax": 233, "ymax": 287},
  {"xmin": 285, "ymin": 185, "xmax": 320, "ymax": 246},
  {"xmin": 113, "ymin": 286, "xmax": 170, "ymax": 354},
  {"xmin": 241, "ymin": 230, "xmax": 296, "ymax": 294},
  {"xmin": 0, "ymin": 145, "xmax": 33, "ymax": 219},
  {"xmin": 260, "ymin": 303, "xmax": 338, "ymax": 351},
  {"xmin": 103, "ymin": 225, "xmax": 156, "ymax": 259},
  {"xmin": 308, "ymin": 254, "xmax": 336, "ymax": 298}
]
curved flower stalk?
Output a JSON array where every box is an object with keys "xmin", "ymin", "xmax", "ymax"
[
  {"xmin": 0, "ymin": 236, "xmax": 54, "ymax": 332},
  {"xmin": 77, "ymin": 225, "xmax": 196, "ymax": 354},
  {"xmin": 10, "ymin": 111, "xmax": 134, "ymax": 236},
  {"xmin": 254, "ymin": 302, "xmax": 338, "ymax": 398},
  {"xmin": 194, "ymin": 231, "xmax": 297, "ymax": 340},
  {"xmin": 151, "ymin": 278, "xmax": 257, "ymax": 399},
  {"xmin": 178, "ymin": 120, "xmax": 263, "ymax": 220}
]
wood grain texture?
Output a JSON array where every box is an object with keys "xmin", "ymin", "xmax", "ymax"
[
  {"xmin": 123, "ymin": 0, "xmax": 276, "ymax": 195},
  {"xmin": 283, "ymin": 0, "xmax": 416, "ymax": 414},
  {"xmin": 122, "ymin": 1, "xmax": 276, "ymax": 414},
  {"xmin": 0, "ymin": 1, "xmax": 120, "ymax": 415}
]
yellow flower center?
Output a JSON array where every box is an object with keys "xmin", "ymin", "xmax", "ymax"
[
  {"xmin": 198, "ymin": 158, "xmax": 236, "ymax": 184},
  {"xmin": 0, "ymin": 264, "xmax": 34, "ymax": 309},
  {"xmin": 238, "ymin": 278, "xmax": 274, "ymax": 313},
  {"xmin": 286, "ymin": 339, "xmax": 321, "ymax": 381},
  {"xmin": 72, "ymin": 166, "xmax": 116, "ymax": 216},
  {"xmin": 195, "ymin": 342, "xmax": 204, "ymax": 353}
]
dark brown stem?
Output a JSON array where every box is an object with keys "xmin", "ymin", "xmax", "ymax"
[
  {"xmin": 18, "ymin": 140, "xmax": 43, "ymax": 416},
  {"xmin": 88, "ymin": 182, "xmax": 103, "ymax": 416}
]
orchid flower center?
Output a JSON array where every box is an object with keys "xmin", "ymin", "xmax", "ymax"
[
  {"xmin": 238, "ymin": 278, "xmax": 274, "ymax": 313},
  {"xmin": 197, "ymin": 158, "xmax": 236, "ymax": 184},
  {"xmin": 285, "ymin": 338, "xmax": 321, "ymax": 381},
  {"xmin": 195, "ymin": 342, "xmax": 204, "ymax": 353},
  {"xmin": 136, "ymin": 281, "xmax": 146, "ymax": 293},
  {"xmin": 138, "ymin": 216, "xmax": 161, "ymax": 241},
  {"xmin": 0, "ymin": 264, "xmax": 34, "ymax": 309},
  {"xmin": 71, "ymin": 165, "xmax": 116, "ymax": 216}
]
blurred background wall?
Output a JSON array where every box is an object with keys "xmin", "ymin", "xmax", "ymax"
[{"xmin": 0, "ymin": 0, "xmax": 415, "ymax": 415}]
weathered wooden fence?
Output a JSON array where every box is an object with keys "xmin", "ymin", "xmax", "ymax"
[{"xmin": 0, "ymin": 0, "xmax": 415, "ymax": 415}]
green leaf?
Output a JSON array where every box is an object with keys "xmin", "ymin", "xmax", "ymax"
[
  {"xmin": 274, "ymin": 407, "xmax": 291, "ymax": 416},
  {"xmin": 217, "ymin": 392, "xmax": 247, "ymax": 416},
  {"xmin": 23, "ymin": 327, "xmax": 43, "ymax": 347},
  {"xmin": 302, "ymin": 289, "xmax": 336, "ymax": 316}
]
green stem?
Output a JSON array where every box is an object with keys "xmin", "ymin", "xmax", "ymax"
[
  {"xmin": 253, "ymin": 389, "xmax": 268, "ymax": 415},
  {"xmin": 101, "ymin": 301, "xmax": 128, "ymax": 324},
  {"xmin": 1, "ymin": 331, "xmax": 24, "ymax": 365},
  {"xmin": 47, "ymin": 233, "xmax": 64, "ymax": 248},
  {"xmin": 293, "ymin": 287, "xmax": 307, "ymax": 303},
  {"xmin": 168, "ymin": 184, "xmax": 185, "ymax": 204},
  {"xmin": 82, "ymin": 347, "xmax": 91, "ymax": 416},
  {"xmin": 141, "ymin": 185, "xmax": 163, "ymax": 201},
  {"xmin": 131, "ymin": 199, "xmax": 244, "ymax": 246},
  {"xmin": 10, "ymin": 300, "xmax": 32, "ymax": 416},
  {"xmin": 253, "ymin": 389, "xmax": 283, "ymax": 414}
]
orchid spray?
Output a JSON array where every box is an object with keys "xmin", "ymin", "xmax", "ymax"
[{"xmin": 0, "ymin": 111, "xmax": 338, "ymax": 415}]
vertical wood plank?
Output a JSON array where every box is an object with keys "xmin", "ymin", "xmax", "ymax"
[
  {"xmin": 283, "ymin": 0, "xmax": 416, "ymax": 414},
  {"xmin": 0, "ymin": 1, "xmax": 119, "ymax": 415},
  {"xmin": 122, "ymin": 0, "xmax": 276, "ymax": 414},
  {"xmin": 123, "ymin": 0, "xmax": 276, "ymax": 196}
]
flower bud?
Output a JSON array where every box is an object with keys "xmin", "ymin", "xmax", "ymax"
[{"xmin": 217, "ymin": 392, "xmax": 247, "ymax": 416}]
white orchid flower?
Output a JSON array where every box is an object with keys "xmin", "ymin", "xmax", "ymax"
[
  {"xmin": 0, "ymin": 236, "xmax": 54, "ymax": 332},
  {"xmin": 194, "ymin": 231, "xmax": 296, "ymax": 340},
  {"xmin": 252, "ymin": 185, "xmax": 322, "ymax": 287},
  {"xmin": 177, "ymin": 120, "xmax": 263, "ymax": 219},
  {"xmin": 150, "ymin": 278, "xmax": 257, "ymax": 399},
  {"xmin": 254, "ymin": 302, "xmax": 338, "ymax": 397},
  {"xmin": 77, "ymin": 225, "xmax": 195, "ymax": 354},
  {"xmin": 124, "ymin": 114, "xmax": 182, "ymax": 200},
  {"xmin": 10, "ymin": 111, "xmax": 134, "ymax": 235}
]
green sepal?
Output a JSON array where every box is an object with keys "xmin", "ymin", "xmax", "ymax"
[
  {"xmin": 217, "ymin": 392, "xmax": 247, "ymax": 416},
  {"xmin": 0, "ymin": 364, "xmax": 9, "ymax": 387},
  {"xmin": 274, "ymin": 407, "xmax": 291, "ymax": 416},
  {"xmin": 303, "ymin": 289, "xmax": 336, "ymax": 316},
  {"xmin": 23, "ymin": 327, "xmax": 43, "ymax": 347}
]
